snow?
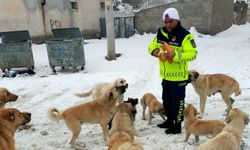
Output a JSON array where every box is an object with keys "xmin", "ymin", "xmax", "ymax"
[{"xmin": 0, "ymin": 23, "xmax": 250, "ymax": 150}]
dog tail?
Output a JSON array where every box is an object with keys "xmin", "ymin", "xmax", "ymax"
[
  {"xmin": 75, "ymin": 89, "xmax": 92, "ymax": 98},
  {"xmin": 47, "ymin": 107, "xmax": 64, "ymax": 122},
  {"xmin": 234, "ymin": 82, "xmax": 241, "ymax": 96}
]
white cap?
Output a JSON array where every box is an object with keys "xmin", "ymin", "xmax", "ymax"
[{"xmin": 162, "ymin": 8, "xmax": 180, "ymax": 21}]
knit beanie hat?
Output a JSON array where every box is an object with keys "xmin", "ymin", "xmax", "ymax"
[{"xmin": 162, "ymin": 8, "xmax": 180, "ymax": 21}]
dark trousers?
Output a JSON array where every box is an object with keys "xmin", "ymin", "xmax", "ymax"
[{"xmin": 161, "ymin": 79, "xmax": 187, "ymax": 123}]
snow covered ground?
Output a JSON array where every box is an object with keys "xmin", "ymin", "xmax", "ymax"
[{"xmin": 0, "ymin": 24, "xmax": 250, "ymax": 150}]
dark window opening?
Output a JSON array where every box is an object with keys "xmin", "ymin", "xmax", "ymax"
[
  {"xmin": 100, "ymin": 2, "xmax": 105, "ymax": 10},
  {"xmin": 41, "ymin": 0, "xmax": 46, "ymax": 6},
  {"xmin": 70, "ymin": 1, "xmax": 78, "ymax": 10}
]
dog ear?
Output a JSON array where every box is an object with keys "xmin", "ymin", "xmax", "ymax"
[
  {"xmin": 109, "ymin": 92, "xmax": 113, "ymax": 100},
  {"xmin": 135, "ymin": 98, "xmax": 138, "ymax": 104},
  {"xmin": 0, "ymin": 90, "xmax": 8, "ymax": 102},
  {"xmin": 132, "ymin": 98, "xmax": 138, "ymax": 106},
  {"xmin": 184, "ymin": 108, "xmax": 188, "ymax": 116},
  {"xmin": 3, "ymin": 111, "xmax": 15, "ymax": 121},
  {"xmin": 0, "ymin": 94, "xmax": 4, "ymax": 102},
  {"xmin": 158, "ymin": 108, "xmax": 165, "ymax": 115},
  {"xmin": 245, "ymin": 115, "xmax": 249, "ymax": 125},
  {"xmin": 194, "ymin": 107, "xmax": 198, "ymax": 116},
  {"xmin": 225, "ymin": 114, "xmax": 232, "ymax": 123},
  {"xmin": 194, "ymin": 71, "xmax": 199, "ymax": 79}
]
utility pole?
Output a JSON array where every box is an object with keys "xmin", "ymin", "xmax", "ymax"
[{"xmin": 105, "ymin": 0, "xmax": 116, "ymax": 60}]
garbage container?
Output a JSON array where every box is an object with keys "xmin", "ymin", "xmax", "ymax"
[
  {"xmin": 0, "ymin": 30, "xmax": 34, "ymax": 72},
  {"xmin": 45, "ymin": 28, "xmax": 85, "ymax": 73}
]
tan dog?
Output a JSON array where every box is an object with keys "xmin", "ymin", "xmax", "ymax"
[
  {"xmin": 198, "ymin": 108, "xmax": 249, "ymax": 150},
  {"xmin": 48, "ymin": 85, "xmax": 126, "ymax": 148},
  {"xmin": 0, "ymin": 88, "xmax": 18, "ymax": 108},
  {"xmin": 75, "ymin": 78, "xmax": 128, "ymax": 104},
  {"xmin": 108, "ymin": 103, "xmax": 143, "ymax": 150},
  {"xmin": 140, "ymin": 93, "xmax": 166, "ymax": 125},
  {"xmin": 0, "ymin": 108, "xmax": 31, "ymax": 150},
  {"xmin": 184, "ymin": 104, "xmax": 225, "ymax": 142},
  {"xmin": 188, "ymin": 70, "xmax": 241, "ymax": 118}
]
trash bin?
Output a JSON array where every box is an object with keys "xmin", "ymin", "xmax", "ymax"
[
  {"xmin": 45, "ymin": 27, "xmax": 85, "ymax": 73},
  {"xmin": 0, "ymin": 30, "xmax": 34, "ymax": 72}
]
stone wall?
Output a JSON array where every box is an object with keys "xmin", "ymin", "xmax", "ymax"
[{"xmin": 135, "ymin": 0, "xmax": 234, "ymax": 35}]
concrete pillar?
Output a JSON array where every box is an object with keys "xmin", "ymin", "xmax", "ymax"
[{"xmin": 105, "ymin": 0, "xmax": 116, "ymax": 60}]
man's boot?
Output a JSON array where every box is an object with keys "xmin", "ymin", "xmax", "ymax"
[
  {"xmin": 165, "ymin": 121, "xmax": 181, "ymax": 134},
  {"xmin": 157, "ymin": 119, "xmax": 173, "ymax": 129}
]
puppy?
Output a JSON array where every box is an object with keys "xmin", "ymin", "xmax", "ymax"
[
  {"xmin": 184, "ymin": 104, "xmax": 225, "ymax": 142},
  {"xmin": 108, "ymin": 98, "xmax": 138, "ymax": 130},
  {"xmin": 75, "ymin": 78, "xmax": 128, "ymax": 104},
  {"xmin": 140, "ymin": 93, "xmax": 166, "ymax": 125},
  {"xmin": 0, "ymin": 108, "xmax": 31, "ymax": 150},
  {"xmin": 48, "ymin": 85, "xmax": 126, "ymax": 148},
  {"xmin": 108, "ymin": 102, "xmax": 143, "ymax": 150},
  {"xmin": 198, "ymin": 108, "xmax": 249, "ymax": 150},
  {"xmin": 0, "ymin": 87, "xmax": 18, "ymax": 108},
  {"xmin": 188, "ymin": 70, "xmax": 241, "ymax": 118}
]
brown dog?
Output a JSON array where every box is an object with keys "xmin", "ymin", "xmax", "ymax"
[
  {"xmin": 0, "ymin": 88, "xmax": 18, "ymax": 108},
  {"xmin": 184, "ymin": 104, "xmax": 225, "ymax": 142},
  {"xmin": 198, "ymin": 108, "xmax": 249, "ymax": 150},
  {"xmin": 140, "ymin": 93, "xmax": 166, "ymax": 125},
  {"xmin": 48, "ymin": 85, "xmax": 126, "ymax": 148},
  {"xmin": 108, "ymin": 103, "xmax": 143, "ymax": 150},
  {"xmin": 0, "ymin": 108, "xmax": 31, "ymax": 150},
  {"xmin": 188, "ymin": 70, "xmax": 241, "ymax": 118}
]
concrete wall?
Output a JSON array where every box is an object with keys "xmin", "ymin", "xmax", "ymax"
[
  {"xmin": 44, "ymin": 0, "xmax": 103, "ymax": 39},
  {"xmin": 0, "ymin": 0, "xmax": 104, "ymax": 43},
  {"xmin": 0, "ymin": 0, "xmax": 45, "ymax": 42},
  {"xmin": 211, "ymin": 0, "xmax": 234, "ymax": 35},
  {"xmin": 135, "ymin": 0, "xmax": 233, "ymax": 35},
  {"xmin": 122, "ymin": 0, "xmax": 143, "ymax": 9}
]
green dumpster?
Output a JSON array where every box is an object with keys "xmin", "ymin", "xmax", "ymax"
[
  {"xmin": 0, "ymin": 30, "xmax": 34, "ymax": 72},
  {"xmin": 45, "ymin": 28, "xmax": 85, "ymax": 73}
]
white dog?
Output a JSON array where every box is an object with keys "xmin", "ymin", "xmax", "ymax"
[{"xmin": 75, "ymin": 78, "xmax": 128, "ymax": 104}]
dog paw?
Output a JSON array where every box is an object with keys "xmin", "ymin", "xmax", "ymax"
[{"xmin": 75, "ymin": 141, "xmax": 86, "ymax": 150}]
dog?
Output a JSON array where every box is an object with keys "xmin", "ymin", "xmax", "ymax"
[
  {"xmin": 188, "ymin": 70, "xmax": 241, "ymax": 118},
  {"xmin": 75, "ymin": 78, "xmax": 128, "ymax": 104},
  {"xmin": 0, "ymin": 87, "xmax": 18, "ymax": 108},
  {"xmin": 108, "ymin": 102, "xmax": 143, "ymax": 150},
  {"xmin": 0, "ymin": 108, "xmax": 31, "ymax": 150},
  {"xmin": 48, "ymin": 85, "xmax": 126, "ymax": 148},
  {"xmin": 108, "ymin": 97, "xmax": 138, "ymax": 130},
  {"xmin": 198, "ymin": 108, "xmax": 249, "ymax": 150},
  {"xmin": 184, "ymin": 104, "xmax": 225, "ymax": 142},
  {"xmin": 140, "ymin": 93, "xmax": 166, "ymax": 125}
]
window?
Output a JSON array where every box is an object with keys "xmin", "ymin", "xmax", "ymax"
[
  {"xmin": 100, "ymin": 0, "xmax": 105, "ymax": 11},
  {"xmin": 69, "ymin": 0, "xmax": 79, "ymax": 11}
]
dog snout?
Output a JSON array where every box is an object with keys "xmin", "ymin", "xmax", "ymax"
[
  {"xmin": 125, "ymin": 83, "xmax": 128, "ymax": 88},
  {"xmin": 117, "ymin": 86, "xmax": 126, "ymax": 94},
  {"xmin": 13, "ymin": 94, "xmax": 18, "ymax": 101},
  {"xmin": 23, "ymin": 112, "xmax": 31, "ymax": 124},
  {"xmin": 9, "ymin": 93, "xmax": 18, "ymax": 102}
]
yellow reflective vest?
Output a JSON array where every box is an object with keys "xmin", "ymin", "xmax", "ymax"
[{"xmin": 148, "ymin": 25, "xmax": 197, "ymax": 81}]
